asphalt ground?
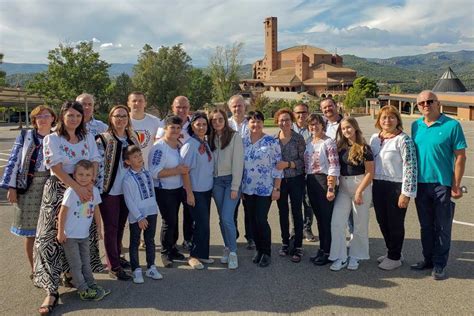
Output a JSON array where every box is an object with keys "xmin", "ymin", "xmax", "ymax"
[{"xmin": 0, "ymin": 115, "xmax": 473, "ymax": 315}]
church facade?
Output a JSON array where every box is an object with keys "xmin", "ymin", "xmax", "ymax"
[{"xmin": 241, "ymin": 17, "xmax": 357, "ymax": 98}]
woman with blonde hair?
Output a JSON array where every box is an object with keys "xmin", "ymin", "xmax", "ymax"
[
  {"xmin": 329, "ymin": 117, "xmax": 374, "ymax": 271},
  {"xmin": 370, "ymin": 105, "xmax": 417, "ymax": 270}
]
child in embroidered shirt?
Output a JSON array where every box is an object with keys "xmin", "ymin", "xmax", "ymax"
[
  {"xmin": 122, "ymin": 145, "xmax": 162, "ymax": 283},
  {"xmin": 57, "ymin": 159, "xmax": 110, "ymax": 301}
]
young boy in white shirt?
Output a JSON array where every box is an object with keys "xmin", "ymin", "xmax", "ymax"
[
  {"xmin": 57, "ymin": 160, "xmax": 110, "ymax": 301},
  {"xmin": 122, "ymin": 145, "xmax": 163, "ymax": 283}
]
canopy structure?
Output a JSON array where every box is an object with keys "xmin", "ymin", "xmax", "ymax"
[
  {"xmin": 432, "ymin": 67, "xmax": 467, "ymax": 93},
  {"xmin": 0, "ymin": 87, "xmax": 45, "ymax": 126}
]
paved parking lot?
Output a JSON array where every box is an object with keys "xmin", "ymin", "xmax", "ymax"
[{"xmin": 0, "ymin": 115, "xmax": 473, "ymax": 315}]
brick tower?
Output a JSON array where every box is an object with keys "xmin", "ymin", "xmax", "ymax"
[{"xmin": 264, "ymin": 17, "xmax": 278, "ymax": 76}]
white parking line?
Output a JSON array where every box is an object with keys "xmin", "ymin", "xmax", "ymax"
[
  {"xmin": 453, "ymin": 220, "xmax": 474, "ymax": 227},
  {"xmin": 0, "ymin": 158, "xmax": 8, "ymax": 162},
  {"xmin": 0, "ymin": 153, "xmax": 10, "ymax": 156},
  {"xmin": 463, "ymin": 176, "xmax": 474, "ymax": 179}
]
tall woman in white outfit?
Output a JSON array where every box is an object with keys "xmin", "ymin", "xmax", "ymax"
[{"xmin": 329, "ymin": 117, "xmax": 374, "ymax": 271}]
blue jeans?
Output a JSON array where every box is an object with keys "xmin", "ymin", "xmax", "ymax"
[
  {"xmin": 129, "ymin": 214, "xmax": 157, "ymax": 271},
  {"xmin": 213, "ymin": 175, "xmax": 240, "ymax": 253},
  {"xmin": 415, "ymin": 183, "xmax": 455, "ymax": 268},
  {"xmin": 190, "ymin": 190, "xmax": 212, "ymax": 259}
]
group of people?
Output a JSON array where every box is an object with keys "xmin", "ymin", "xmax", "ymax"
[{"xmin": 1, "ymin": 90, "xmax": 467, "ymax": 315}]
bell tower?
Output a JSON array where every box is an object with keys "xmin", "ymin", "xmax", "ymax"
[{"xmin": 264, "ymin": 17, "xmax": 278, "ymax": 74}]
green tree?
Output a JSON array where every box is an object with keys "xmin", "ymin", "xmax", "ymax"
[
  {"xmin": 390, "ymin": 85, "xmax": 402, "ymax": 94},
  {"xmin": 107, "ymin": 72, "xmax": 134, "ymax": 105},
  {"xmin": 0, "ymin": 53, "xmax": 6, "ymax": 86},
  {"xmin": 187, "ymin": 68, "xmax": 213, "ymax": 110},
  {"xmin": 344, "ymin": 76, "xmax": 379, "ymax": 109},
  {"xmin": 27, "ymin": 42, "xmax": 110, "ymax": 109},
  {"xmin": 132, "ymin": 44, "xmax": 192, "ymax": 112},
  {"xmin": 209, "ymin": 42, "xmax": 244, "ymax": 102},
  {"xmin": 253, "ymin": 95, "xmax": 270, "ymax": 113}
]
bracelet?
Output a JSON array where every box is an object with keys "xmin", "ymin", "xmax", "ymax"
[{"xmin": 287, "ymin": 161, "xmax": 291, "ymax": 169}]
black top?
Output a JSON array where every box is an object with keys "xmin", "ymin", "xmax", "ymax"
[{"xmin": 339, "ymin": 145, "xmax": 373, "ymax": 176}]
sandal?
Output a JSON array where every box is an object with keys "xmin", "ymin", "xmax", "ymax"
[
  {"xmin": 38, "ymin": 292, "xmax": 59, "ymax": 315},
  {"xmin": 291, "ymin": 248, "xmax": 303, "ymax": 263}
]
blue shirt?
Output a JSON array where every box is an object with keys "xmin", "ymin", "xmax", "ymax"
[
  {"xmin": 242, "ymin": 134, "xmax": 283, "ymax": 196},
  {"xmin": 181, "ymin": 137, "xmax": 214, "ymax": 192},
  {"xmin": 411, "ymin": 114, "xmax": 467, "ymax": 187}
]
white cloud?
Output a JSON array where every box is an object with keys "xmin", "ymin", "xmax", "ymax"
[{"xmin": 0, "ymin": 0, "xmax": 472, "ymax": 64}]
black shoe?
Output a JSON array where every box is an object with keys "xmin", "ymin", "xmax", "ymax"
[
  {"xmin": 236, "ymin": 229, "xmax": 240, "ymax": 240},
  {"xmin": 278, "ymin": 245, "xmax": 289, "ymax": 257},
  {"xmin": 258, "ymin": 254, "xmax": 271, "ymax": 267},
  {"xmin": 109, "ymin": 268, "xmax": 132, "ymax": 281},
  {"xmin": 432, "ymin": 266, "xmax": 447, "ymax": 280},
  {"xmin": 61, "ymin": 274, "xmax": 73, "ymax": 288},
  {"xmin": 252, "ymin": 251, "xmax": 263, "ymax": 264},
  {"xmin": 310, "ymin": 249, "xmax": 324, "ymax": 263},
  {"xmin": 246, "ymin": 239, "xmax": 256, "ymax": 250},
  {"xmin": 119, "ymin": 256, "xmax": 131, "ymax": 270},
  {"xmin": 170, "ymin": 250, "xmax": 187, "ymax": 262},
  {"xmin": 161, "ymin": 254, "xmax": 173, "ymax": 268},
  {"xmin": 410, "ymin": 260, "xmax": 434, "ymax": 270},
  {"xmin": 181, "ymin": 240, "xmax": 193, "ymax": 251},
  {"xmin": 313, "ymin": 253, "xmax": 330, "ymax": 266}
]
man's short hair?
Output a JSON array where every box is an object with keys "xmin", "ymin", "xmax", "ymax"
[
  {"xmin": 76, "ymin": 93, "xmax": 95, "ymax": 104},
  {"xmin": 128, "ymin": 91, "xmax": 146, "ymax": 100}
]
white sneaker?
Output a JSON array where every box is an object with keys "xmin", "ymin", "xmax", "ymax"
[
  {"xmin": 347, "ymin": 257, "xmax": 360, "ymax": 270},
  {"xmin": 377, "ymin": 253, "xmax": 404, "ymax": 263},
  {"xmin": 330, "ymin": 259, "xmax": 348, "ymax": 271},
  {"xmin": 145, "ymin": 265, "xmax": 163, "ymax": 280},
  {"xmin": 378, "ymin": 258, "xmax": 402, "ymax": 270},
  {"xmin": 199, "ymin": 258, "xmax": 214, "ymax": 264},
  {"xmin": 220, "ymin": 248, "xmax": 230, "ymax": 264},
  {"xmin": 132, "ymin": 268, "xmax": 144, "ymax": 284},
  {"xmin": 228, "ymin": 252, "xmax": 238, "ymax": 270}
]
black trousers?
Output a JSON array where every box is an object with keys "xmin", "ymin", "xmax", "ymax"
[
  {"xmin": 277, "ymin": 175, "xmax": 304, "ymax": 248},
  {"xmin": 373, "ymin": 180, "xmax": 407, "ymax": 261},
  {"xmin": 156, "ymin": 187, "xmax": 182, "ymax": 255},
  {"xmin": 242, "ymin": 194, "xmax": 272, "ymax": 255},
  {"xmin": 306, "ymin": 173, "xmax": 334, "ymax": 254},
  {"xmin": 302, "ymin": 185, "xmax": 314, "ymax": 232},
  {"xmin": 234, "ymin": 198, "xmax": 254, "ymax": 241}
]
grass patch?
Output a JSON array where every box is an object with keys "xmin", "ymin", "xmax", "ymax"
[{"xmin": 264, "ymin": 118, "xmax": 277, "ymax": 127}]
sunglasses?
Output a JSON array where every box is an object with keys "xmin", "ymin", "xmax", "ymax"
[{"xmin": 417, "ymin": 99, "xmax": 435, "ymax": 106}]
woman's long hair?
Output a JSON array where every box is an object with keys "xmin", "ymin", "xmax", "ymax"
[
  {"xmin": 56, "ymin": 101, "xmax": 87, "ymax": 141},
  {"xmin": 208, "ymin": 108, "xmax": 235, "ymax": 151},
  {"xmin": 336, "ymin": 117, "xmax": 367, "ymax": 165},
  {"xmin": 107, "ymin": 105, "xmax": 135, "ymax": 137}
]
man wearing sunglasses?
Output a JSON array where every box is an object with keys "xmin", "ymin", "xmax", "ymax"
[{"xmin": 411, "ymin": 90, "xmax": 467, "ymax": 280}]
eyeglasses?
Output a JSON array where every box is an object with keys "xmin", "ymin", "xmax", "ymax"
[
  {"xmin": 112, "ymin": 115, "xmax": 128, "ymax": 119},
  {"xmin": 278, "ymin": 118, "xmax": 292, "ymax": 123},
  {"xmin": 294, "ymin": 111, "xmax": 308, "ymax": 115},
  {"xmin": 211, "ymin": 118, "xmax": 225, "ymax": 123},
  {"xmin": 36, "ymin": 114, "xmax": 52, "ymax": 119},
  {"xmin": 417, "ymin": 100, "xmax": 435, "ymax": 106}
]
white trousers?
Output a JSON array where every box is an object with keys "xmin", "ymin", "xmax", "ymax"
[{"xmin": 329, "ymin": 175, "xmax": 372, "ymax": 261}]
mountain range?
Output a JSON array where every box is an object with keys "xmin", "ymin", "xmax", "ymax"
[{"xmin": 2, "ymin": 50, "xmax": 473, "ymax": 92}]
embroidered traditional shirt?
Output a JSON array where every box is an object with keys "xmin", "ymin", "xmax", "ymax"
[
  {"xmin": 86, "ymin": 118, "xmax": 108, "ymax": 137},
  {"xmin": 122, "ymin": 168, "xmax": 159, "ymax": 224},
  {"xmin": 149, "ymin": 139, "xmax": 184, "ymax": 189},
  {"xmin": 370, "ymin": 132, "xmax": 418, "ymax": 198},
  {"xmin": 242, "ymin": 134, "xmax": 283, "ymax": 196},
  {"xmin": 304, "ymin": 138, "xmax": 340, "ymax": 176},
  {"xmin": 43, "ymin": 132, "xmax": 101, "ymax": 175},
  {"xmin": 1, "ymin": 129, "xmax": 47, "ymax": 189}
]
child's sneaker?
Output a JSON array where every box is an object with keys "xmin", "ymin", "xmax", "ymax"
[
  {"xmin": 90, "ymin": 284, "xmax": 111, "ymax": 299},
  {"xmin": 133, "ymin": 268, "xmax": 144, "ymax": 284},
  {"xmin": 79, "ymin": 288, "xmax": 103, "ymax": 301},
  {"xmin": 145, "ymin": 265, "xmax": 163, "ymax": 280}
]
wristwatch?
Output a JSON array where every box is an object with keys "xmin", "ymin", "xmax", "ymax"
[{"xmin": 327, "ymin": 187, "xmax": 334, "ymax": 193}]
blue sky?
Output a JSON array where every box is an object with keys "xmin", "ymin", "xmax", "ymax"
[{"xmin": 1, "ymin": 0, "xmax": 473, "ymax": 66}]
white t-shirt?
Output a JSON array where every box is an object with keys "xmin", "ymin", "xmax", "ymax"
[
  {"xmin": 149, "ymin": 139, "xmax": 183, "ymax": 189},
  {"xmin": 131, "ymin": 113, "xmax": 163, "ymax": 167},
  {"xmin": 62, "ymin": 186, "xmax": 102, "ymax": 239},
  {"xmin": 325, "ymin": 120, "xmax": 340, "ymax": 140},
  {"xmin": 43, "ymin": 133, "xmax": 101, "ymax": 175}
]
